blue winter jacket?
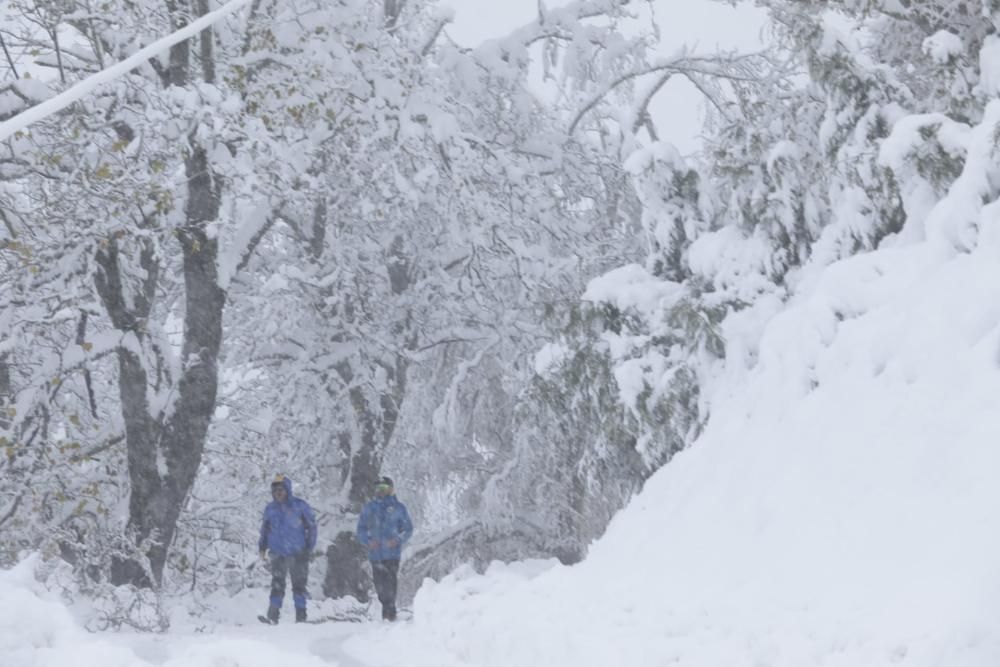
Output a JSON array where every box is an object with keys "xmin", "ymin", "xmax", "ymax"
[
  {"xmin": 258, "ymin": 477, "xmax": 317, "ymax": 556},
  {"xmin": 356, "ymin": 495, "xmax": 413, "ymax": 562}
]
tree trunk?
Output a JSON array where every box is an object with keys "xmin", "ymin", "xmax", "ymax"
[
  {"xmin": 320, "ymin": 232, "xmax": 416, "ymax": 598},
  {"xmin": 344, "ymin": 371, "xmax": 395, "ymax": 512},
  {"xmin": 148, "ymin": 145, "xmax": 225, "ymax": 585},
  {"xmin": 326, "ymin": 358, "xmax": 407, "ymax": 600},
  {"xmin": 0, "ymin": 353, "xmax": 10, "ymax": 432},
  {"xmin": 102, "ymin": 144, "xmax": 223, "ymax": 588}
]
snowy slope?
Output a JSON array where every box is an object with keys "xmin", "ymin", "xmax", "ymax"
[
  {"xmin": 339, "ymin": 230, "xmax": 1000, "ymax": 662},
  {"xmin": 338, "ymin": 94, "xmax": 1000, "ymax": 666}
]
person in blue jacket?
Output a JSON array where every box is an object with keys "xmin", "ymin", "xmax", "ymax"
[
  {"xmin": 356, "ymin": 476, "xmax": 413, "ymax": 621},
  {"xmin": 259, "ymin": 474, "xmax": 317, "ymax": 623}
]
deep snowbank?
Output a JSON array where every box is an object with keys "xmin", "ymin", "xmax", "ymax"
[
  {"xmin": 0, "ymin": 557, "xmax": 145, "ymax": 667},
  {"xmin": 345, "ymin": 237, "xmax": 1000, "ymax": 666}
]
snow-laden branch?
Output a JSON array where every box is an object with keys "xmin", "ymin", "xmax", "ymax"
[
  {"xmin": 217, "ymin": 203, "xmax": 275, "ymax": 290},
  {"xmin": 0, "ymin": 0, "xmax": 253, "ymax": 142},
  {"xmin": 502, "ymin": 0, "xmax": 633, "ymax": 47},
  {"xmin": 568, "ymin": 50, "xmax": 770, "ymax": 136}
]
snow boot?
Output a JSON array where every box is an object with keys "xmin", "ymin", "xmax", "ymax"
[
  {"xmin": 267, "ymin": 606, "xmax": 280, "ymax": 624},
  {"xmin": 295, "ymin": 608, "xmax": 307, "ymax": 623}
]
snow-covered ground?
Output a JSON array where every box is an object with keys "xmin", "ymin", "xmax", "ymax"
[
  {"xmin": 7, "ymin": 214, "xmax": 1000, "ymax": 665},
  {"xmin": 1, "ymin": 557, "xmax": 374, "ymax": 666}
]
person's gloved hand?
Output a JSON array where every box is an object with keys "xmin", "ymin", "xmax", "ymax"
[
  {"xmin": 384, "ymin": 538, "xmax": 399, "ymax": 548},
  {"xmin": 368, "ymin": 540, "xmax": 378, "ymax": 550}
]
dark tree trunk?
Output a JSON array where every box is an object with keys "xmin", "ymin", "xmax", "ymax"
[
  {"xmin": 344, "ymin": 371, "xmax": 394, "ymax": 513},
  {"xmin": 99, "ymin": 145, "xmax": 223, "ymax": 588},
  {"xmin": 326, "ymin": 235, "xmax": 414, "ymax": 598},
  {"xmin": 163, "ymin": 1, "xmax": 191, "ymax": 87},
  {"xmin": 91, "ymin": 0, "xmax": 223, "ymax": 589},
  {"xmin": 327, "ymin": 358, "xmax": 407, "ymax": 600},
  {"xmin": 0, "ymin": 353, "xmax": 10, "ymax": 432},
  {"xmin": 146, "ymin": 146, "xmax": 225, "ymax": 585},
  {"xmin": 384, "ymin": 0, "xmax": 402, "ymax": 30},
  {"xmin": 95, "ymin": 238, "xmax": 158, "ymax": 586}
]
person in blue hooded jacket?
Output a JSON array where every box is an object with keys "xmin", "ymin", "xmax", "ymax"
[
  {"xmin": 356, "ymin": 476, "xmax": 413, "ymax": 621},
  {"xmin": 259, "ymin": 474, "xmax": 317, "ymax": 623}
]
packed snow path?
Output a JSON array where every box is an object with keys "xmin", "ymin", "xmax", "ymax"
[{"xmin": 119, "ymin": 621, "xmax": 376, "ymax": 667}]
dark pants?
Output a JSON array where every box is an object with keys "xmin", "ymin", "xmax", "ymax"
[
  {"xmin": 371, "ymin": 559, "xmax": 400, "ymax": 620},
  {"xmin": 270, "ymin": 552, "xmax": 309, "ymax": 610}
]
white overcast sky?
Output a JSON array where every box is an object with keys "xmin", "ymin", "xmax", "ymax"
[{"xmin": 440, "ymin": 0, "xmax": 769, "ymax": 154}]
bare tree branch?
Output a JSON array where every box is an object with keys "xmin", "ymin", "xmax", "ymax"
[
  {"xmin": 630, "ymin": 71, "xmax": 672, "ymax": 137},
  {"xmin": 69, "ymin": 434, "xmax": 125, "ymax": 463},
  {"xmin": 49, "ymin": 28, "xmax": 66, "ymax": 84},
  {"xmin": 0, "ymin": 33, "xmax": 18, "ymax": 79},
  {"xmin": 420, "ymin": 16, "xmax": 451, "ymax": 57},
  {"xmin": 0, "ymin": 209, "xmax": 17, "ymax": 238},
  {"xmin": 233, "ymin": 216, "xmax": 276, "ymax": 276},
  {"xmin": 0, "ymin": 493, "xmax": 23, "ymax": 529},
  {"xmin": 568, "ymin": 51, "xmax": 770, "ymax": 136}
]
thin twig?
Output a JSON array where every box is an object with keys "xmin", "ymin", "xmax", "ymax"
[
  {"xmin": 49, "ymin": 28, "xmax": 66, "ymax": 84},
  {"xmin": 0, "ymin": 209, "xmax": 17, "ymax": 239},
  {"xmin": 568, "ymin": 53, "xmax": 769, "ymax": 136},
  {"xmin": 234, "ymin": 216, "xmax": 276, "ymax": 276},
  {"xmin": 69, "ymin": 435, "xmax": 125, "ymax": 463},
  {"xmin": 88, "ymin": 14, "xmax": 105, "ymax": 70},
  {"xmin": 0, "ymin": 33, "xmax": 18, "ymax": 79},
  {"xmin": 420, "ymin": 16, "xmax": 450, "ymax": 57},
  {"xmin": 631, "ymin": 71, "xmax": 672, "ymax": 137},
  {"xmin": 0, "ymin": 493, "xmax": 23, "ymax": 529}
]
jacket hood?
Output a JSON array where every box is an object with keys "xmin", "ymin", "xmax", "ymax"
[{"xmin": 271, "ymin": 475, "xmax": 294, "ymax": 498}]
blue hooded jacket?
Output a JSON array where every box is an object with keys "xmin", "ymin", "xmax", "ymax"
[
  {"xmin": 356, "ymin": 495, "xmax": 413, "ymax": 562},
  {"xmin": 259, "ymin": 476, "xmax": 317, "ymax": 556}
]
